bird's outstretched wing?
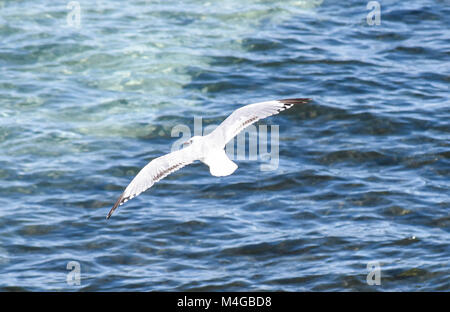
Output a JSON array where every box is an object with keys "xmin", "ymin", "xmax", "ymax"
[
  {"xmin": 108, "ymin": 98, "xmax": 310, "ymax": 219},
  {"xmin": 107, "ymin": 146, "xmax": 198, "ymax": 219},
  {"xmin": 207, "ymin": 98, "xmax": 310, "ymax": 146}
]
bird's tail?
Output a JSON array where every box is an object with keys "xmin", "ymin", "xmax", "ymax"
[{"xmin": 204, "ymin": 149, "xmax": 238, "ymax": 177}]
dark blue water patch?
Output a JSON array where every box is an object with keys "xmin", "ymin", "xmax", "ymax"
[{"xmin": 383, "ymin": 7, "xmax": 446, "ymax": 24}]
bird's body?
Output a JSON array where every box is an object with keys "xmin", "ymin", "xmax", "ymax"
[{"xmin": 106, "ymin": 98, "xmax": 310, "ymax": 219}]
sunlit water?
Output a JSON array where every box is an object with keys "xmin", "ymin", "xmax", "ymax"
[{"xmin": 0, "ymin": 0, "xmax": 448, "ymax": 291}]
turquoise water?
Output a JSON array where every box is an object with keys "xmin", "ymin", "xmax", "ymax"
[{"xmin": 0, "ymin": 0, "xmax": 449, "ymax": 291}]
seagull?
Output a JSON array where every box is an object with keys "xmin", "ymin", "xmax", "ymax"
[{"xmin": 106, "ymin": 98, "xmax": 310, "ymax": 219}]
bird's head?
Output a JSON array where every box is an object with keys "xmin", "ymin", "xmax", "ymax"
[{"xmin": 183, "ymin": 136, "xmax": 202, "ymax": 147}]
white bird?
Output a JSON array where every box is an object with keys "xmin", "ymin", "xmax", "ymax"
[{"xmin": 106, "ymin": 98, "xmax": 310, "ymax": 219}]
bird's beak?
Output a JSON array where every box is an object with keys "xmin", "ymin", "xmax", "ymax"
[{"xmin": 182, "ymin": 140, "xmax": 190, "ymax": 147}]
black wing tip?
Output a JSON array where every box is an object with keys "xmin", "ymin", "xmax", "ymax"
[
  {"xmin": 279, "ymin": 98, "xmax": 311, "ymax": 105},
  {"xmin": 106, "ymin": 193, "xmax": 124, "ymax": 220}
]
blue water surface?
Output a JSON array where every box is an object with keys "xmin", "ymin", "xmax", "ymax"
[{"xmin": 0, "ymin": 0, "xmax": 449, "ymax": 291}]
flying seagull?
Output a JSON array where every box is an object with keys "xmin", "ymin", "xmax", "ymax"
[{"xmin": 106, "ymin": 98, "xmax": 310, "ymax": 219}]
